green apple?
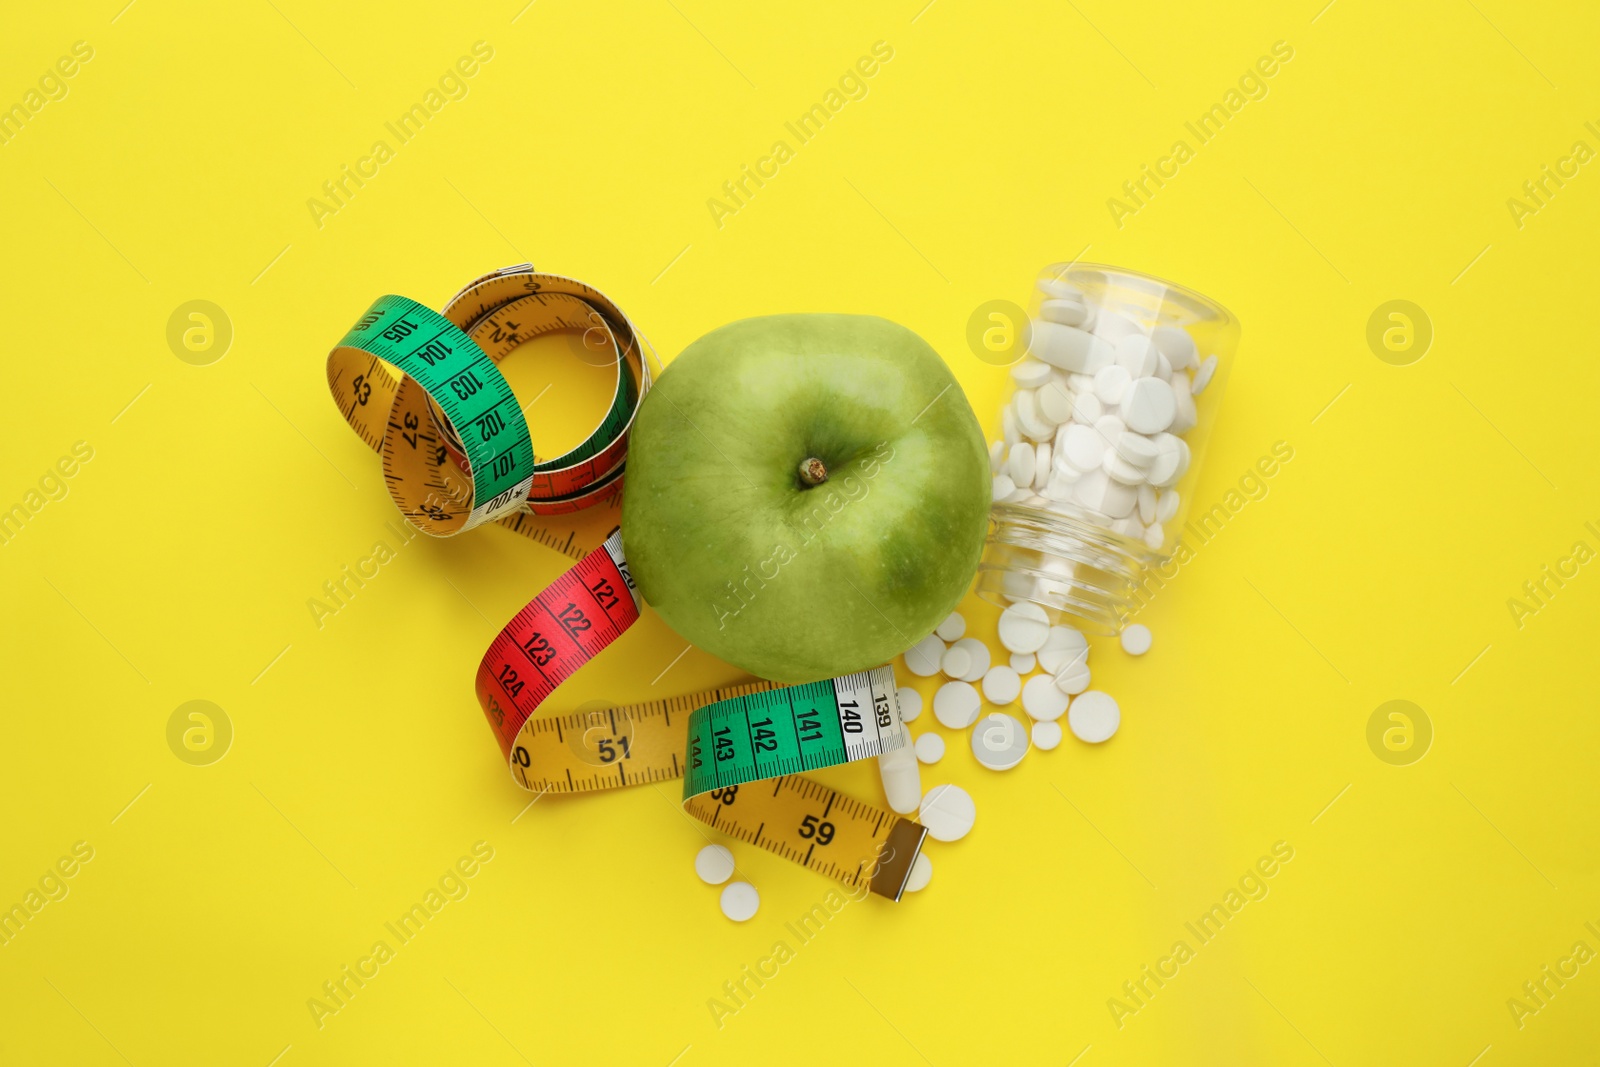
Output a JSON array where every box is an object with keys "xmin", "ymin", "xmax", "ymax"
[{"xmin": 621, "ymin": 314, "xmax": 991, "ymax": 684}]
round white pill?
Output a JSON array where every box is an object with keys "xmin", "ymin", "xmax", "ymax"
[
  {"xmin": 720, "ymin": 881, "xmax": 760, "ymax": 922},
  {"xmin": 1114, "ymin": 335, "xmax": 1160, "ymax": 378},
  {"xmin": 997, "ymin": 602, "xmax": 1051, "ymax": 653},
  {"xmin": 1192, "ymin": 354, "xmax": 1219, "ymax": 394},
  {"xmin": 932, "ymin": 681, "xmax": 981, "ymax": 729},
  {"xmin": 1010, "ymin": 652, "xmax": 1036, "ymax": 674},
  {"xmin": 1121, "ymin": 623, "xmax": 1153, "ymax": 655},
  {"xmin": 914, "ymin": 732, "xmax": 945, "ymax": 764},
  {"xmin": 1143, "ymin": 522, "xmax": 1165, "ymax": 550},
  {"xmin": 1058, "ymin": 423, "xmax": 1104, "ymax": 473},
  {"xmin": 1034, "ymin": 442, "xmax": 1052, "ymax": 488},
  {"xmin": 1170, "ymin": 377, "xmax": 1198, "ymax": 433},
  {"xmin": 1115, "ymin": 432, "xmax": 1159, "ymax": 469},
  {"xmin": 1152, "ymin": 324, "xmax": 1198, "ymax": 369},
  {"xmin": 1070, "ymin": 391, "xmax": 1104, "ymax": 424},
  {"xmin": 1073, "ymin": 468, "xmax": 1137, "ymax": 518},
  {"xmin": 935, "ymin": 612, "xmax": 966, "ymax": 642},
  {"xmin": 1037, "ymin": 380, "xmax": 1075, "ymax": 425},
  {"xmin": 971, "ymin": 712, "xmax": 1031, "ymax": 771},
  {"xmin": 992, "ymin": 473, "xmax": 1016, "ymax": 502},
  {"xmin": 1068, "ymin": 691, "xmax": 1120, "ymax": 743},
  {"xmin": 1014, "ymin": 390, "xmax": 1054, "ymax": 439},
  {"xmin": 919, "ymin": 784, "xmax": 976, "ymax": 842},
  {"xmin": 1021, "ymin": 673, "xmax": 1069, "ymax": 721},
  {"xmin": 981, "ymin": 665, "xmax": 1022, "ymax": 705},
  {"xmin": 1156, "ymin": 489, "xmax": 1180, "ymax": 523},
  {"xmin": 1040, "ymin": 298, "xmax": 1089, "ymax": 326},
  {"xmin": 695, "ymin": 844, "xmax": 736, "ymax": 885},
  {"xmin": 941, "ymin": 644, "xmax": 972, "ymax": 680},
  {"xmin": 1137, "ymin": 484, "xmax": 1157, "ymax": 524},
  {"xmin": 1093, "ymin": 364, "xmax": 1131, "ymax": 405},
  {"xmin": 1102, "ymin": 450, "xmax": 1147, "ymax": 486},
  {"xmin": 1121, "ymin": 377, "xmax": 1176, "ymax": 434},
  {"xmin": 1009, "ymin": 359, "xmax": 1053, "ymax": 389},
  {"xmin": 1094, "ymin": 413, "xmax": 1127, "ymax": 441},
  {"xmin": 896, "ymin": 686, "xmax": 923, "ymax": 724},
  {"xmin": 902, "ymin": 851, "xmax": 933, "ymax": 893},
  {"xmin": 1053, "ymin": 656, "xmax": 1091, "ymax": 695},
  {"xmin": 1148, "ymin": 435, "xmax": 1190, "ymax": 489},
  {"xmin": 950, "ymin": 637, "xmax": 991, "ymax": 682},
  {"xmin": 1037, "ymin": 628, "xmax": 1088, "ymax": 673},
  {"xmin": 1031, "ymin": 720, "xmax": 1063, "ymax": 751},
  {"xmin": 904, "ymin": 634, "xmax": 945, "ymax": 677},
  {"xmin": 1008, "ymin": 443, "xmax": 1036, "ymax": 488}
]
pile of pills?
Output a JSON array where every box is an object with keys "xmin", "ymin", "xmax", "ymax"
[{"xmin": 989, "ymin": 279, "xmax": 1216, "ymax": 551}]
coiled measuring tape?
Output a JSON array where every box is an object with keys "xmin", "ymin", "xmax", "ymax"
[
  {"xmin": 327, "ymin": 267, "xmax": 927, "ymax": 900},
  {"xmin": 326, "ymin": 264, "xmax": 649, "ymax": 534}
]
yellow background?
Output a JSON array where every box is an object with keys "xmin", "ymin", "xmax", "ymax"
[{"xmin": 3, "ymin": 0, "xmax": 1597, "ymax": 1063}]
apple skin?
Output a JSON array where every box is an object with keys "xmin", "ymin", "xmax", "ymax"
[{"xmin": 621, "ymin": 314, "xmax": 991, "ymax": 684}]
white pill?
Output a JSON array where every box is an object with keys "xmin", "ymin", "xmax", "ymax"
[
  {"xmin": 1115, "ymin": 432, "xmax": 1159, "ymax": 469},
  {"xmin": 919, "ymin": 784, "xmax": 977, "ymax": 842},
  {"xmin": 1111, "ymin": 515, "xmax": 1143, "ymax": 538},
  {"xmin": 904, "ymin": 634, "xmax": 946, "ymax": 677},
  {"xmin": 1152, "ymin": 324, "xmax": 1198, "ymax": 369},
  {"xmin": 1016, "ymin": 392, "xmax": 1055, "ymax": 440},
  {"xmin": 1031, "ymin": 321, "xmax": 1114, "ymax": 373},
  {"xmin": 1036, "ymin": 380, "xmax": 1074, "ymax": 424},
  {"xmin": 1073, "ymin": 468, "xmax": 1137, "ymax": 518},
  {"xmin": 1102, "ymin": 450, "xmax": 1147, "ymax": 486},
  {"xmin": 981, "ymin": 665, "xmax": 1022, "ymax": 705},
  {"xmin": 1034, "ymin": 442, "xmax": 1052, "ymax": 488},
  {"xmin": 1093, "ymin": 365, "xmax": 1131, "ymax": 405},
  {"xmin": 1070, "ymin": 391, "xmax": 1104, "ymax": 424},
  {"xmin": 933, "ymin": 680, "xmax": 982, "ymax": 729},
  {"xmin": 1040, "ymin": 298, "xmax": 1090, "ymax": 326},
  {"xmin": 1010, "ymin": 652, "xmax": 1036, "ymax": 674},
  {"xmin": 941, "ymin": 644, "xmax": 972, "ymax": 679},
  {"xmin": 1121, "ymin": 377, "xmax": 1176, "ymax": 434},
  {"xmin": 1031, "ymin": 720, "xmax": 1063, "ymax": 750},
  {"xmin": 720, "ymin": 881, "xmax": 760, "ymax": 921},
  {"xmin": 1154, "ymin": 352, "xmax": 1173, "ymax": 380},
  {"xmin": 1137, "ymin": 484, "xmax": 1157, "ymax": 524},
  {"xmin": 1114, "ymin": 335, "xmax": 1160, "ymax": 378},
  {"xmin": 988, "ymin": 439, "xmax": 1004, "ymax": 472},
  {"xmin": 1094, "ymin": 414, "xmax": 1127, "ymax": 441},
  {"xmin": 897, "ymin": 686, "xmax": 923, "ymax": 724},
  {"xmin": 695, "ymin": 844, "xmax": 736, "ymax": 885},
  {"xmin": 1021, "ymin": 673, "xmax": 1070, "ymax": 721},
  {"xmin": 1054, "ymin": 655, "xmax": 1091, "ymax": 695},
  {"xmin": 1037, "ymin": 626, "xmax": 1088, "ymax": 673},
  {"xmin": 997, "ymin": 602, "xmax": 1051, "ymax": 653},
  {"xmin": 1068, "ymin": 691, "xmax": 1120, "ymax": 743},
  {"xmin": 903, "ymin": 851, "xmax": 933, "ymax": 892},
  {"xmin": 878, "ymin": 723, "xmax": 923, "ymax": 815},
  {"xmin": 1148, "ymin": 435, "xmax": 1190, "ymax": 488},
  {"xmin": 950, "ymin": 637, "xmax": 990, "ymax": 682},
  {"xmin": 1192, "ymin": 354, "xmax": 1219, "ymax": 394},
  {"xmin": 1121, "ymin": 623, "xmax": 1153, "ymax": 655},
  {"xmin": 1093, "ymin": 310, "xmax": 1143, "ymax": 342},
  {"xmin": 992, "ymin": 473, "xmax": 1016, "ymax": 502},
  {"xmin": 1156, "ymin": 489, "xmax": 1180, "ymax": 523},
  {"xmin": 1043, "ymin": 470, "xmax": 1078, "ymax": 499},
  {"xmin": 935, "ymin": 612, "xmax": 966, "ymax": 642},
  {"xmin": 1058, "ymin": 423, "xmax": 1104, "ymax": 472},
  {"xmin": 1143, "ymin": 522, "xmax": 1165, "ymax": 550},
  {"xmin": 1008, "ymin": 443, "xmax": 1036, "ymax": 488},
  {"xmin": 971, "ymin": 712, "xmax": 1031, "ymax": 771},
  {"xmin": 914, "ymin": 732, "xmax": 946, "ymax": 764},
  {"xmin": 1170, "ymin": 377, "xmax": 1198, "ymax": 433},
  {"xmin": 1009, "ymin": 359, "xmax": 1053, "ymax": 388}
]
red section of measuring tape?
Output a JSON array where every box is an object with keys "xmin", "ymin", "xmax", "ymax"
[{"xmin": 475, "ymin": 529, "xmax": 640, "ymax": 758}]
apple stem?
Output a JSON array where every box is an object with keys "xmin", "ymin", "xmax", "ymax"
[{"xmin": 798, "ymin": 457, "xmax": 828, "ymax": 487}]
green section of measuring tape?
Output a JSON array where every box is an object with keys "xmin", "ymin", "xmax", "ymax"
[
  {"xmin": 534, "ymin": 352, "xmax": 634, "ymax": 472},
  {"xmin": 682, "ymin": 665, "xmax": 902, "ymax": 798},
  {"xmin": 336, "ymin": 295, "xmax": 536, "ymax": 510}
]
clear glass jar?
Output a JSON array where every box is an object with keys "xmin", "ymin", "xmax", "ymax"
[{"xmin": 975, "ymin": 263, "xmax": 1238, "ymax": 634}]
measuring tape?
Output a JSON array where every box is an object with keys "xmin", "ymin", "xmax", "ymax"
[
  {"xmin": 326, "ymin": 264, "xmax": 652, "ymax": 535},
  {"xmin": 474, "ymin": 530, "xmax": 928, "ymax": 900},
  {"xmin": 328, "ymin": 267, "xmax": 927, "ymax": 899}
]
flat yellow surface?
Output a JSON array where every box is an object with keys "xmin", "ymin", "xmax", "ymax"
[{"xmin": 3, "ymin": 1, "xmax": 1598, "ymax": 1064}]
